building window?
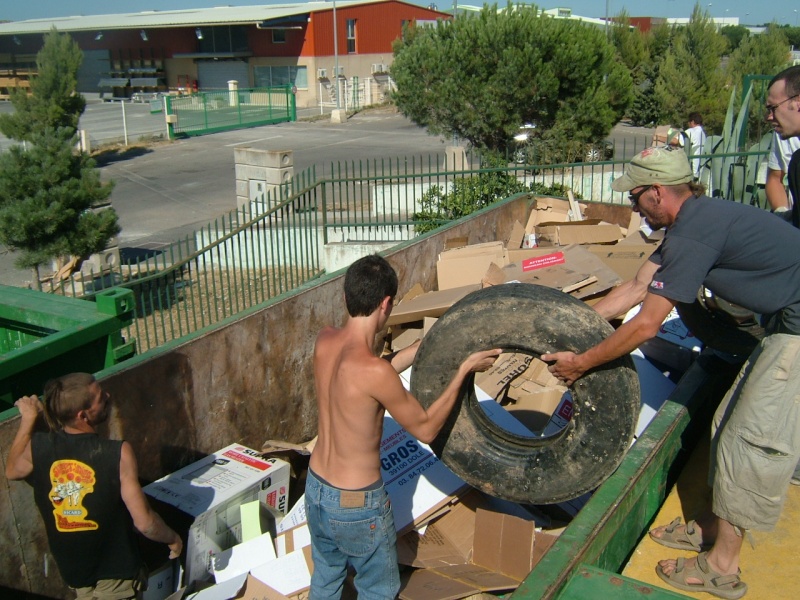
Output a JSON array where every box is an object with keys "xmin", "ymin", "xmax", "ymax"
[
  {"xmin": 272, "ymin": 29, "xmax": 286, "ymax": 44},
  {"xmin": 253, "ymin": 65, "xmax": 308, "ymax": 89},
  {"xmin": 198, "ymin": 25, "xmax": 249, "ymax": 53},
  {"xmin": 347, "ymin": 19, "xmax": 356, "ymax": 53}
]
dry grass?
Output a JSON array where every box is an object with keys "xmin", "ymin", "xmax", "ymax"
[{"xmin": 124, "ymin": 264, "xmax": 321, "ymax": 354}]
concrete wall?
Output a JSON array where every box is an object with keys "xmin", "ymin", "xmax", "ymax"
[{"xmin": 0, "ymin": 193, "xmax": 533, "ymax": 597}]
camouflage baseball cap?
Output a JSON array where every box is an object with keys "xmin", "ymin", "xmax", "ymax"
[{"xmin": 611, "ymin": 147, "xmax": 694, "ymax": 192}]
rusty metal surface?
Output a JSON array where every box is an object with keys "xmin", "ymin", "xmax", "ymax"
[{"xmin": 0, "ymin": 194, "xmax": 532, "ymax": 596}]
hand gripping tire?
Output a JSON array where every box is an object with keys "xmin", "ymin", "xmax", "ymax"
[{"xmin": 410, "ymin": 284, "xmax": 640, "ymax": 504}]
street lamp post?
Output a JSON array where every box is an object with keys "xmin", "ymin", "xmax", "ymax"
[{"xmin": 333, "ymin": 0, "xmax": 340, "ymax": 110}]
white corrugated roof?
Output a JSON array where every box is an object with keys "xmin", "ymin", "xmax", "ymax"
[{"xmin": 0, "ymin": 2, "xmax": 374, "ymax": 34}]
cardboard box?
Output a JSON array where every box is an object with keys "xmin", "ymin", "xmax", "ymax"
[
  {"xmin": 250, "ymin": 546, "xmax": 314, "ymax": 597},
  {"xmin": 275, "ymin": 523, "xmax": 311, "ymax": 557},
  {"xmin": 474, "ymin": 353, "xmax": 532, "ymax": 400},
  {"xmin": 488, "ymin": 245, "xmax": 622, "ymax": 299},
  {"xmin": 212, "ymin": 532, "xmax": 277, "ymax": 584},
  {"xmin": 144, "ymin": 445, "xmax": 291, "ymax": 585},
  {"xmin": 386, "ymin": 285, "xmax": 479, "ymax": 327},
  {"xmin": 398, "ymin": 509, "xmax": 558, "ymax": 600},
  {"xmin": 587, "ymin": 244, "xmax": 656, "ymax": 283},
  {"xmin": 535, "ymin": 220, "xmax": 622, "ymax": 246},
  {"xmin": 144, "ymin": 560, "xmax": 178, "ymax": 600},
  {"xmin": 524, "ymin": 197, "xmax": 576, "ymax": 231},
  {"xmin": 436, "ymin": 242, "xmax": 505, "ymax": 290}
]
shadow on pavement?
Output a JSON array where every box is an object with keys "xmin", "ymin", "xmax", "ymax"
[{"xmin": 93, "ymin": 146, "xmax": 153, "ymax": 166}]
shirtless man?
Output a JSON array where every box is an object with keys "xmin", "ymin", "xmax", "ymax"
[{"xmin": 305, "ymin": 254, "xmax": 500, "ymax": 600}]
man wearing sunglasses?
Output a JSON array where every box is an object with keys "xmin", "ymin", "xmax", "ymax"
[
  {"xmin": 766, "ymin": 66, "xmax": 800, "ymax": 228},
  {"xmin": 543, "ymin": 146, "xmax": 800, "ymax": 599}
]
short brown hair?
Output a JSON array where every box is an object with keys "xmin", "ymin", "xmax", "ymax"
[{"xmin": 42, "ymin": 373, "xmax": 96, "ymax": 431}]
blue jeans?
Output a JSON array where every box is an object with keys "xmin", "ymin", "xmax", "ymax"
[{"xmin": 305, "ymin": 470, "xmax": 399, "ymax": 600}]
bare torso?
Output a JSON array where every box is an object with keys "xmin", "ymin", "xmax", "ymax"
[{"xmin": 309, "ymin": 325, "xmax": 392, "ymax": 489}]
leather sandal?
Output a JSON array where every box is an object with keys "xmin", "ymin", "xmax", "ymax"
[
  {"xmin": 656, "ymin": 551, "xmax": 747, "ymax": 599},
  {"xmin": 649, "ymin": 517, "xmax": 709, "ymax": 552}
]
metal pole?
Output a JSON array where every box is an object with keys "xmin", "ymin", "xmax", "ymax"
[
  {"xmin": 333, "ymin": 0, "xmax": 340, "ymax": 110},
  {"xmin": 121, "ymin": 99, "xmax": 129, "ymax": 146},
  {"xmin": 605, "ymin": 0, "xmax": 609, "ymax": 39}
]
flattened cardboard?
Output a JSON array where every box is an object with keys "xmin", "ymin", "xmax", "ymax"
[
  {"xmin": 436, "ymin": 242, "xmax": 505, "ymax": 290},
  {"xmin": 535, "ymin": 220, "xmax": 622, "ymax": 246},
  {"xmin": 399, "ymin": 569, "xmax": 480, "ymax": 600},
  {"xmin": 505, "ymin": 388, "xmax": 565, "ymax": 433},
  {"xmin": 250, "ymin": 546, "xmax": 314, "ymax": 597},
  {"xmin": 509, "ymin": 245, "xmax": 623, "ymax": 299},
  {"xmin": 587, "ymin": 244, "xmax": 656, "ymax": 283},
  {"xmin": 274, "ymin": 523, "xmax": 311, "ymax": 557},
  {"xmin": 471, "ymin": 509, "xmax": 557, "ymax": 582},
  {"xmin": 386, "ymin": 285, "xmax": 480, "ymax": 327},
  {"xmin": 397, "ymin": 521, "xmax": 469, "ymax": 569},
  {"xmin": 235, "ymin": 575, "xmax": 291, "ymax": 600},
  {"xmin": 432, "ymin": 564, "xmax": 520, "ymax": 592},
  {"xmin": 505, "ymin": 220, "xmax": 526, "ymax": 250}
]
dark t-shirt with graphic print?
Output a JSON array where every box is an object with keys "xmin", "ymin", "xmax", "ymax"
[{"xmin": 648, "ymin": 195, "xmax": 800, "ymax": 334}]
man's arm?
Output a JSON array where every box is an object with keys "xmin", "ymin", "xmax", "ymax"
[
  {"xmin": 766, "ymin": 168, "xmax": 790, "ymax": 212},
  {"xmin": 119, "ymin": 442, "xmax": 183, "ymax": 559},
  {"xmin": 592, "ymin": 260, "xmax": 659, "ymax": 321},
  {"xmin": 383, "ymin": 339, "xmax": 421, "ymax": 373},
  {"xmin": 377, "ymin": 348, "xmax": 501, "ymax": 443},
  {"xmin": 542, "ymin": 293, "xmax": 675, "ymax": 385},
  {"xmin": 5, "ymin": 396, "xmax": 43, "ymax": 481}
]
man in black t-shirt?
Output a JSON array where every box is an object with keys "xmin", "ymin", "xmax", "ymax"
[
  {"xmin": 543, "ymin": 147, "xmax": 800, "ymax": 599},
  {"xmin": 5, "ymin": 373, "xmax": 182, "ymax": 599}
]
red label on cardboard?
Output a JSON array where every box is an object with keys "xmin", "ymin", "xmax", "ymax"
[
  {"xmin": 521, "ymin": 252, "xmax": 566, "ymax": 272},
  {"xmin": 223, "ymin": 448, "xmax": 270, "ymax": 470}
]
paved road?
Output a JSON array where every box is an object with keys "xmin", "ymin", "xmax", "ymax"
[{"xmin": 0, "ymin": 102, "xmax": 653, "ymax": 286}]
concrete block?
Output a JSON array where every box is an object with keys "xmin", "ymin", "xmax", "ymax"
[
  {"xmin": 234, "ymin": 147, "xmax": 293, "ymax": 168},
  {"xmin": 331, "ymin": 109, "xmax": 347, "ymax": 124},
  {"xmin": 444, "ymin": 146, "xmax": 468, "ymax": 171},
  {"xmin": 234, "ymin": 164, "xmax": 293, "ymax": 184}
]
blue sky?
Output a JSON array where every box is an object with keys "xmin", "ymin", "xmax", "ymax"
[{"xmin": 1, "ymin": 1, "xmax": 797, "ymax": 26}]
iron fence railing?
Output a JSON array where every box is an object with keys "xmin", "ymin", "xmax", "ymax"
[
  {"xmin": 166, "ymin": 86, "xmax": 297, "ymax": 137},
  {"xmin": 47, "ymin": 144, "xmax": 768, "ymax": 355}
]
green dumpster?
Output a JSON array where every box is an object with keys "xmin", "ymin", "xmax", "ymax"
[{"xmin": 0, "ymin": 285, "xmax": 136, "ymax": 421}]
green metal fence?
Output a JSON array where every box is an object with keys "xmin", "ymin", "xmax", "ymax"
[
  {"xmin": 44, "ymin": 145, "xmax": 768, "ymax": 355},
  {"xmin": 166, "ymin": 86, "xmax": 297, "ymax": 137}
]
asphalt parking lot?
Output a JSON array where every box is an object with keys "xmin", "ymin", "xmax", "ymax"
[{"xmin": 0, "ymin": 100, "xmax": 653, "ymax": 287}]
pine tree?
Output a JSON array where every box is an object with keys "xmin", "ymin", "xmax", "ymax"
[
  {"xmin": 390, "ymin": 4, "xmax": 633, "ymax": 156},
  {"xmin": 0, "ymin": 127, "xmax": 118, "ymax": 287},
  {"xmin": 653, "ymin": 3, "xmax": 728, "ymax": 132},
  {"xmin": 0, "ymin": 29, "xmax": 118, "ymax": 289},
  {"xmin": 0, "ymin": 27, "xmax": 86, "ymax": 142}
]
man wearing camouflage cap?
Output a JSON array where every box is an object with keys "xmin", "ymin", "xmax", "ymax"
[{"xmin": 543, "ymin": 147, "xmax": 800, "ymax": 599}]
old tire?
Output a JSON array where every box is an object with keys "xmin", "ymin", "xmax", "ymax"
[{"xmin": 410, "ymin": 284, "xmax": 640, "ymax": 504}]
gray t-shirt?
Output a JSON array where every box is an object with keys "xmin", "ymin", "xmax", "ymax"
[{"xmin": 648, "ymin": 195, "xmax": 800, "ymax": 334}]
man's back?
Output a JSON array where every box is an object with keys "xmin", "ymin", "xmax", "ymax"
[
  {"xmin": 310, "ymin": 325, "xmax": 395, "ymax": 489},
  {"xmin": 30, "ymin": 430, "xmax": 141, "ymax": 588}
]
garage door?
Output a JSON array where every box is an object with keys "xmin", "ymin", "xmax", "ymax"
[
  {"xmin": 197, "ymin": 61, "xmax": 249, "ymax": 90},
  {"xmin": 78, "ymin": 49, "xmax": 111, "ymax": 94}
]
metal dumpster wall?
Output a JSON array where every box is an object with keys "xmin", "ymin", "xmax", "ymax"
[{"xmin": 0, "ymin": 194, "xmax": 533, "ymax": 597}]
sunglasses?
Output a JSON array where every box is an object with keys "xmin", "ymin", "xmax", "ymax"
[
  {"xmin": 766, "ymin": 94, "xmax": 799, "ymax": 117},
  {"xmin": 628, "ymin": 185, "xmax": 652, "ymax": 207}
]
